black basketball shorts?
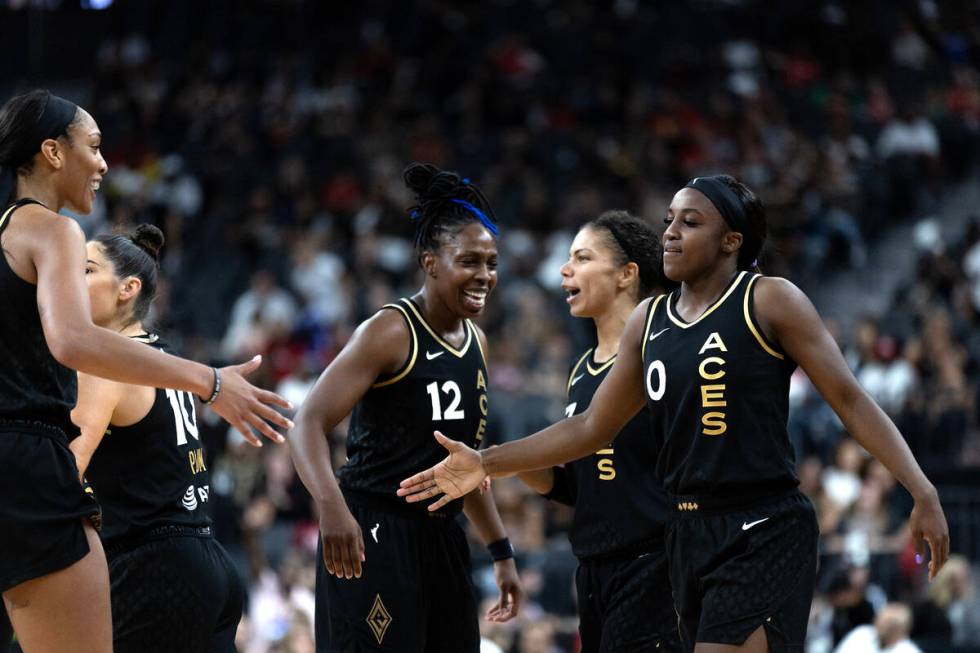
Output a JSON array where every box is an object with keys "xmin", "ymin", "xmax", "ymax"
[
  {"xmin": 315, "ymin": 491, "xmax": 480, "ymax": 653},
  {"xmin": 0, "ymin": 421, "xmax": 101, "ymax": 593},
  {"xmin": 106, "ymin": 530, "xmax": 244, "ymax": 653},
  {"xmin": 665, "ymin": 490, "xmax": 818, "ymax": 652},
  {"xmin": 576, "ymin": 543, "xmax": 683, "ymax": 652}
]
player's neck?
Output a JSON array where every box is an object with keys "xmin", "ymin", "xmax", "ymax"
[
  {"xmin": 677, "ymin": 264, "xmax": 739, "ymax": 317},
  {"xmin": 413, "ymin": 290, "xmax": 464, "ymax": 340},
  {"xmin": 116, "ymin": 320, "xmax": 147, "ymax": 338},
  {"xmin": 14, "ymin": 174, "xmax": 60, "ymax": 212},
  {"xmin": 592, "ymin": 296, "xmax": 632, "ymax": 361}
]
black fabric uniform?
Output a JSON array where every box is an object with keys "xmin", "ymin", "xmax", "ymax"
[
  {"xmin": 318, "ymin": 298, "xmax": 488, "ymax": 652},
  {"xmin": 542, "ymin": 349, "xmax": 679, "ymax": 652},
  {"xmin": 0, "ymin": 199, "xmax": 99, "ymax": 593},
  {"xmin": 86, "ymin": 335, "xmax": 243, "ymax": 653},
  {"xmin": 641, "ymin": 272, "xmax": 818, "ymax": 651}
]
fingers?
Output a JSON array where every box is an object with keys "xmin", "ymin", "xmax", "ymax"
[
  {"xmin": 325, "ymin": 539, "xmax": 340, "ymax": 577},
  {"xmin": 233, "ymin": 355, "xmax": 262, "ymax": 376},
  {"xmin": 338, "ymin": 537, "xmax": 355, "ymax": 580},
  {"xmin": 401, "ymin": 484, "xmax": 443, "ymax": 503},
  {"xmin": 926, "ymin": 532, "xmax": 950, "ymax": 580},
  {"xmin": 427, "ymin": 493, "xmax": 453, "ymax": 512},
  {"xmin": 433, "ymin": 430, "xmax": 461, "ymax": 452},
  {"xmin": 354, "ymin": 531, "xmax": 365, "ymax": 577},
  {"xmin": 258, "ymin": 387, "xmax": 293, "ymax": 411},
  {"xmin": 245, "ymin": 405, "xmax": 290, "ymax": 444},
  {"xmin": 398, "ymin": 470, "xmax": 435, "ymax": 491},
  {"xmin": 233, "ymin": 419, "xmax": 263, "ymax": 448}
]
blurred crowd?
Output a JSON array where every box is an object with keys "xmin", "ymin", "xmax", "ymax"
[{"xmin": 6, "ymin": 0, "xmax": 980, "ymax": 651}]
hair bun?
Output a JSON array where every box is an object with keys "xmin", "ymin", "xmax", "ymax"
[
  {"xmin": 129, "ymin": 224, "xmax": 165, "ymax": 261},
  {"xmin": 402, "ymin": 162, "xmax": 468, "ymax": 203}
]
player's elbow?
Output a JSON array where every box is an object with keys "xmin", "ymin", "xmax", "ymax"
[{"xmin": 46, "ymin": 325, "xmax": 91, "ymax": 370}]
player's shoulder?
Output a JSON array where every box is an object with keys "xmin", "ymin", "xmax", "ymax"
[
  {"xmin": 752, "ymin": 275, "xmax": 809, "ymax": 309},
  {"xmin": 350, "ymin": 301, "xmax": 413, "ymax": 350}
]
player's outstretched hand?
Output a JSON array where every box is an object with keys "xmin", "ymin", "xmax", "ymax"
[
  {"xmin": 396, "ymin": 431, "xmax": 486, "ymax": 511},
  {"xmin": 319, "ymin": 499, "xmax": 365, "ymax": 579},
  {"xmin": 486, "ymin": 558, "xmax": 522, "ymax": 623},
  {"xmin": 212, "ymin": 355, "xmax": 293, "ymax": 447},
  {"xmin": 910, "ymin": 489, "xmax": 950, "ymax": 581}
]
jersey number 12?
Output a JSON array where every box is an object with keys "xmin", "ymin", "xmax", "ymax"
[{"xmin": 426, "ymin": 381, "xmax": 465, "ymax": 421}]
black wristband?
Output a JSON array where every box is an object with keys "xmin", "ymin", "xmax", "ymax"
[
  {"xmin": 487, "ymin": 537, "xmax": 514, "ymax": 562},
  {"xmin": 204, "ymin": 367, "xmax": 221, "ymax": 405}
]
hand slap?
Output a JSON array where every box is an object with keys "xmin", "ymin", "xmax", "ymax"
[{"xmin": 396, "ymin": 431, "xmax": 488, "ymax": 511}]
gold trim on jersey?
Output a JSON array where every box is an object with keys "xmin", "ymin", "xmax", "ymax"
[
  {"xmin": 641, "ymin": 294, "xmax": 666, "ymax": 360},
  {"xmin": 566, "ymin": 349, "xmax": 592, "ymax": 395},
  {"xmin": 0, "ymin": 204, "xmax": 16, "ymax": 232},
  {"xmin": 469, "ymin": 320, "xmax": 487, "ymax": 365},
  {"xmin": 665, "ymin": 271, "xmax": 748, "ymax": 329},
  {"xmin": 586, "ymin": 354, "xmax": 616, "ymax": 376},
  {"xmin": 743, "ymin": 274, "xmax": 785, "ymax": 360},
  {"xmin": 371, "ymin": 303, "xmax": 418, "ymax": 388},
  {"xmin": 404, "ymin": 299, "xmax": 472, "ymax": 358}
]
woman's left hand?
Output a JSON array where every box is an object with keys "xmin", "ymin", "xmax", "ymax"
[
  {"xmin": 486, "ymin": 558, "xmax": 522, "ymax": 622},
  {"xmin": 910, "ymin": 488, "xmax": 950, "ymax": 580}
]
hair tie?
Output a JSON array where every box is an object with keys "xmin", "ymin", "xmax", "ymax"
[{"xmin": 450, "ymin": 199, "xmax": 499, "ymax": 236}]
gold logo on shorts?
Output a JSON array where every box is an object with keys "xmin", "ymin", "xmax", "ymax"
[{"xmin": 366, "ymin": 594, "xmax": 392, "ymax": 644}]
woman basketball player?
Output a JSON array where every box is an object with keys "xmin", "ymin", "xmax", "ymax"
[
  {"xmin": 516, "ymin": 211, "xmax": 680, "ymax": 652},
  {"xmin": 68, "ymin": 225, "xmax": 243, "ymax": 652},
  {"xmin": 399, "ymin": 174, "xmax": 950, "ymax": 653},
  {"xmin": 289, "ymin": 163, "xmax": 522, "ymax": 652},
  {"xmin": 0, "ymin": 89, "xmax": 289, "ymax": 653}
]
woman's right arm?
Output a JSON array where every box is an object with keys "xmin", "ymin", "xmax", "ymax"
[
  {"xmin": 30, "ymin": 212, "xmax": 291, "ymax": 445},
  {"xmin": 289, "ymin": 308, "xmax": 410, "ymax": 580}
]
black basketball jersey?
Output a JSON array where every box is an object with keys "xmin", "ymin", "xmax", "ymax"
[
  {"xmin": 546, "ymin": 349, "xmax": 666, "ymax": 559},
  {"xmin": 336, "ymin": 298, "xmax": 489, "ymax": 517},
  {"xmin": 0, "ymin": 200, "xmax": 77, "ymax": 435},
  {"xmin": 641, "ymin": 272, "xmax": 799, "ymax": 500},
  {"xmin": 86, "ymin": 335, "xmax": 212, "ymax": 544}
]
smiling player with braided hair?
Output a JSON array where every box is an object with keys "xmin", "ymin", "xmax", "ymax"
[{"xmin": 289, "ymin": 162, "xmax": 522, "ymax": 652}]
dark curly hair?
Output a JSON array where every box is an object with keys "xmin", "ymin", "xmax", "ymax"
[
  {"xmin": 585, "ymin": 210, "xmax": 662, "ymax": 298},
  {"xmin": 403, "ymin": 162, "xmax": 498, "ymax": 267}
]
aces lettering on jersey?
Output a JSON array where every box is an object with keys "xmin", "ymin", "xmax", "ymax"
[
  {"xmin": 564, "ymin": 402, "xmax": 616, "ymax": 481},
  {"xmin": 165, "ymin": 388, "xmax": 208, "ymax": 474},
  {"xmin": 645, "ymin": 330, "xmax": 729, "ymax": 437},
  {"xmin": 475, "ymin": 368, "xmax": 488, "ymax": 442}
]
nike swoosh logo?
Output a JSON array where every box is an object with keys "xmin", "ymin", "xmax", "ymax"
[
  {"xmin": 570, "ymin": 374, "xmax": 584, "ymax": 386},
  {"xmin": 649, "ymin": 328, "xmax": 670, "ymax": 341},
  {"xmin": 742, "ymin": 517, "xmax": 769, "ymax": 531},
  {"xmin": 370, "ymin": 523, "xmax": 380, "ymax": 543},
  {"xmin": 425, "ymin": 350, "xmax": 444, "ymax": 360}
]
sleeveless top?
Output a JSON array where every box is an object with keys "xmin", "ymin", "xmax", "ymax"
[
  {"xmin": 641, "ymin": 271, "xmax": 799, "ymax": 501},
  {"xmin": 545, "ymin": 348, "xmax": 667, "ymax": 559},
  {"xmin": 86, "ymin": 335, "xmax": 213, "ymax": 544},
  {"xmin": 0, "ymin": 199, "xmax": 77, "ymax": 435},
  {"xmin": 337, "ymin": 298, "xmax": 489, "ymax": 517}
]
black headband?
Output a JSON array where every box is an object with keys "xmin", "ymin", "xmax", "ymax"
[
  {"xmin": 685, "ymin": 176, "xmax": 749, "ymax": 234},
  {"xmin": 0, "ymin": 93, "xmax": 78, "ymax": 204},
  {"xmin": 603, "ymin": 221, "xmax": 635, "ymax": 262}
]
